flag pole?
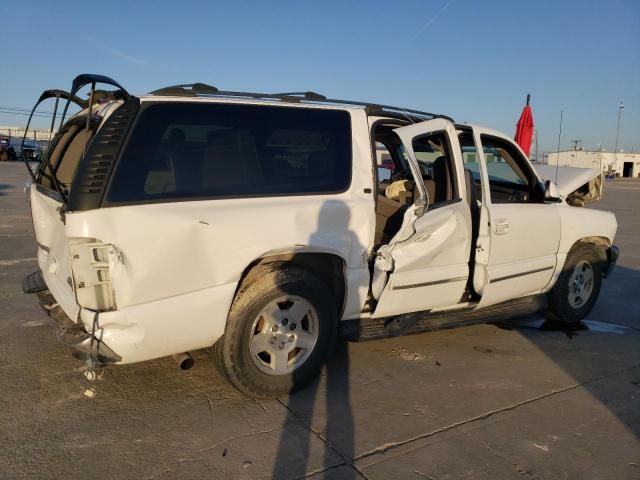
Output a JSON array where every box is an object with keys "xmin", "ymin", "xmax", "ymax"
[{"xmin": 555, "ymin": 110, "xmax": 563, "ymax": 183}]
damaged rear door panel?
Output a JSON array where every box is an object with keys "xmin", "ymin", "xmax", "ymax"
[
  {"xmin": 371, "ymin": 119, "xmax": 472, "ymax": 318},
  {"xmin": 26, "ymin": 76, "xmax": 131, "ymax": 322}
]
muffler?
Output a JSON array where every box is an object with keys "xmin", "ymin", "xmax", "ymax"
[{"xmin": 172, "ymin": 352, "xmax": 195, "ymax": 370}]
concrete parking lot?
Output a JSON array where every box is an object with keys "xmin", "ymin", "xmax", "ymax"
[{"xmin": 1, "ymin": 162, "xmax": 639, "ymax": 480}]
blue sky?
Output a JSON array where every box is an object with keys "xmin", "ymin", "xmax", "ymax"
[{"xmin": 1, "ymin": 0, "xmax": 638, "ymax": 154}]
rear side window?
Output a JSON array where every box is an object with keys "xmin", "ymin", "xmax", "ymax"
[{"xmin": 106, "ymin": 103, "xmax": 352, "ymax": 203}]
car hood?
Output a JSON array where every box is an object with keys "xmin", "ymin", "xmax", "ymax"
[{"xmin": 534, "ymin": 165, "xmax": 604, "ymax": 205}]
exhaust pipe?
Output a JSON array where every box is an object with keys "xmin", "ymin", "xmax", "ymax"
[{"xmin": 172, "ymin": 352, "xmax": 195, "ymax": 370}]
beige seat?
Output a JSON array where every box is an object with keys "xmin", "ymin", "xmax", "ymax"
[{"xmin": 203, "ymin": 130, "xmax": 262, "ymax": 191}]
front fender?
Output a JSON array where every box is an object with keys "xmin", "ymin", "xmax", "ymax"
[
  {"xmin": 557, "ymin": 205, "xmax": 617, "ymax": 255},
  {"xmin": 543, "ymin": 205, "xmax": 618, "ymax": 293}
]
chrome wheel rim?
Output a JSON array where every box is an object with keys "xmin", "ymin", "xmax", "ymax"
[
  {"xmin": 249, "ymin": 295, "xmax": 319, "ymax": 376},
  {"xmin": 568, "ymin": 260, "xmax": 594, "ymax": 309}
]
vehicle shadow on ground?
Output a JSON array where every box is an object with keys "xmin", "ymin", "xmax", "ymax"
[
  {"xmin": 272, "ymin": 199, "xmax": 359, "ymax": 479},
  {"xmin": 0, "ymin": 184, "xmax": 10, "ymax": 196},
  {"xmin": 495, "ymin": 264, "xmax": 640, "ymax": 441}
]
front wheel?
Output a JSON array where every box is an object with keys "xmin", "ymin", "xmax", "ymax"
[
  {"xmin": 213, "ymin": 264, "xmax": 338, "ymax": 398},
  {"xmin": 547, "ymin": 244, "xmax": 605, "ymax": 323}
]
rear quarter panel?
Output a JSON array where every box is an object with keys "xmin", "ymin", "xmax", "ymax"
[{"xmin": 64, "ymin": 109, "xmax": 376, "ymax": 320}]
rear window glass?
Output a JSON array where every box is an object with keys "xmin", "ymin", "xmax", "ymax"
[
  {"xmin": 106, "ymin": 102, "xmax": 352, "ymax": 203},
  {"xmin": 37, "ymin": 120, "xmax": 94, "ymax": 191}
]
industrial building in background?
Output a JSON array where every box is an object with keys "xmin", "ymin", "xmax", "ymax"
[{"xmin": 546, "ymin": 149, "xmax": 640, "ymax": 178}]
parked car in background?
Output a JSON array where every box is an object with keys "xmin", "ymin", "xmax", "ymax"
[
  {"xmin": 20, "ymin": 139, "xmax": 43, "ymax": 161},
  {"xmin": 0, "ymin": 136, "xmax": 42, "ymax": 161},
  {"xmin": 0, "ymin": 135, "xmax": 15, "ymax": 161},
  {"xmin": 23, "ymin": 74, "xmax": 619, "ymax": 398}
]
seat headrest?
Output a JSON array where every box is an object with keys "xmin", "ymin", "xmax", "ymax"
[{"xmin": 207, "ymin": 130, "xmax": 236, "ymax": 147}]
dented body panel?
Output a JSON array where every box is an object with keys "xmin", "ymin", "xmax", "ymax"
[
  {"xmin": 534, "ymin": 164, "xmax": 604, "ymax": 205},
  {"xmin": 30, "ymin": 103, "xmax": 375, "ymax": 363},
  {"xmin": 25, "ymin": 81, "xmax": 619, "ymax": 368},
  {"xmin": 31, "ymin": 185, "xmax": 79, "ymax": 320}
]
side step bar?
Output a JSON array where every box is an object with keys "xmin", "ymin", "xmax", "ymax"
[{"xmin": 342, "ymin": 295, "xmax": 546, "ymax": 342}]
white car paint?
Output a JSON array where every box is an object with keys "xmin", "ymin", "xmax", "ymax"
[
  {"xmin": 534, "ymin": 164, "xmax": 603, "ymax": 199},
  {"xmin": 468, "ymin": 125, "xmax": 562, "ymax": 307},
  {"xmin": 27, "ymin": 97, "xmax": 618, "ymax": 366},
  {"xmin": 371, "ymin": 119, "xmax": 471, "ymax": 318}
]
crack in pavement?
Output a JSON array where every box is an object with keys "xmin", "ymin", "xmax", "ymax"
[
  {"xmin": 276, "ymin": 398, "xmax": 370, "ymax": 480},
  {"xmin": 352, "ymin": 362, "xmax": 640, "ymax": 466},
  {"xmin": 143, "ymin": 427, "xmax": 281, "ymax": 480},
  {"xmin": 414, "ymin": 471, "xmax": 438, "ymax": 480},
  {"xmin": 461, "ymin": 429, "xmax": 537, "ymax": 479}
]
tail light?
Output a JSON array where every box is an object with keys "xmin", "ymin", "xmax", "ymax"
[{"xmin": 69, "ymin": 239, "xmax": 117, "ymax": 311}]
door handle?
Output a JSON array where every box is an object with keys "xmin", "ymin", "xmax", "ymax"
[{"xmin": 494, "ymin": 219, "xmax": 510, "ymax": 235}]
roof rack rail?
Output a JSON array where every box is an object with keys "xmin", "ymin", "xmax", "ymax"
[
  {"xmin": 148, "ymin": 85, "xmax": 454, "ymax": 122},
  {"xmin": 150, "ymin": 83, "xmax": 219, "ymax": 96},
  {"xmin": 149, "ymin": 84, "xmax": 305, "ymax": 103},
  {"xmin": 276, "ymin": 91, "xmax": 327, "ymax": 101}
]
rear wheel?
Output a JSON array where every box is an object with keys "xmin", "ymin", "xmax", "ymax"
[
  {"xmin": 213, "ymin": 264, "xmax": 338, "ymax": 398},
  {"xmin": 547, "ymin": 244, "xmax": 605, "ymax": 323}
]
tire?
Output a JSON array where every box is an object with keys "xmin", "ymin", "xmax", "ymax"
[
  {"xmin": 213, "ymin": 264, "xmax": 338, "ymax": 398},
  {"xmin": 547, "ymin": 243, "xmax": 605, "ymax": 323}
]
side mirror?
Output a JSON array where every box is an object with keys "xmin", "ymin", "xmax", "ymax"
[
  {"xmin": 544, "ymin": 180, "xmax": 560, "ymax": 201},
  {"xmin": 377, "ymin": 167, "xmax": 392, "ymax": 182}
]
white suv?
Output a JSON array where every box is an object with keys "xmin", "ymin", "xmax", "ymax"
[{"xmin": 23, "ymin": 74, "xmax": 619, "ymax": 397}]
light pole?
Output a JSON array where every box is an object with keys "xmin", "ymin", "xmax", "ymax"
[{"xmin": 613, "ymin": 101, "xmax": 624, "ymax": 174}]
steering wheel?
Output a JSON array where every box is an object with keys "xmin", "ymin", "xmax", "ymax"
[{"xmin": 509, "ymin": 190, "xmax": 527, "ymax": 202}]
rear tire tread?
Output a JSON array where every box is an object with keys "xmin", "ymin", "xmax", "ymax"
[{"xmin": 213, "ymin": 264, "xmax": 337, "ymax": 398}]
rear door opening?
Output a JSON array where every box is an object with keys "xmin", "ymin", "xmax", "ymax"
[
  {"xmin": 30, "ymin": 115, "xmax": 99, "ymax": 319},
  {"xmin": 27, "ymin": 75, "xmax": 131, "ymax": 320},
  {"xmin": 370, "ymin": 118, "xmax": 473, "ymax": 318}
]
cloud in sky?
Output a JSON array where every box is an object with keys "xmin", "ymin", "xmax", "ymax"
[
  {"xmin": 411, "ymin": 0, "xmax": 456, "ymax": 40},
  {"xmin": 85, "ymin": 36, "xmax": 150, "ymax": 67}
]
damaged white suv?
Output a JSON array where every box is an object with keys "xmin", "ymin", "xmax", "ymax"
[{"xmin": 23, "ymin": 74, "xmax": 619, "ymax": 397}]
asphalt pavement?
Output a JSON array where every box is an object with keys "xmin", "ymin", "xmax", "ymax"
[{"xmin": 1, "ymin": 162, "xmax": 639, "ymax": 480}]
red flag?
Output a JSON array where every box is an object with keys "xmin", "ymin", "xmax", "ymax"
[{"xmin": 515, "ymin": 94, "xmax": 534, "ymax": 157}]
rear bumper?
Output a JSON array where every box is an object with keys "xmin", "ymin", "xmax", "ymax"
[
  {"xmin": 76, "ymin": 281, "xmax": 236, "ymax": 364},
  {"xmin": 603, "ymin": 245, "xmax": 619, "ymax": 278},
  {"xmin": 23, "ymin": 271, "xmax": 122, "ymax": 365},
  {"xmin": 49, "ymin": 305, "xmax": 122, "ymax": 365},
  {"xmin": 25, "ymin": 270, "xmax": 237, "ymax": 365}
]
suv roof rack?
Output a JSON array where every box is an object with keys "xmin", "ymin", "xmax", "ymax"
[{"xmin": 148, "ymin": 84, "xmax": 454, "ymax": 122}]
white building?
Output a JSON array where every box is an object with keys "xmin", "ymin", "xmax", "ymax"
[
  {"xmin": 546, "ymin": 150, "xmax": 640, "ymax": 178},
  {"xmin": 0, "ymin": 125, "xmax": 55, "ymax": 142}
]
